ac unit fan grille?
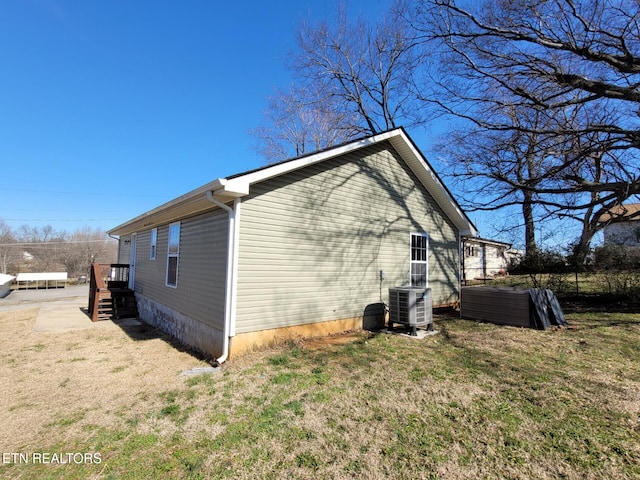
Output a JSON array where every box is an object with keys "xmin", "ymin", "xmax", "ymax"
[{"xmin": 388, "ymin": 287, "xmax": 432, "ymax": 328}]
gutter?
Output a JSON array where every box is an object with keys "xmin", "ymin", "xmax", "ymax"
[{"xmin": 206, "ymin": 191, "xmax": 242, "ymax": 364}]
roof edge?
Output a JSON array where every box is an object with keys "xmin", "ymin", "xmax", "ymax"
[{"xmin": 109, "ymin": 127, "xmax": 477, "ymax": 237}]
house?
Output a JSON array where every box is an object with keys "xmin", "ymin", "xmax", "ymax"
[
  {"xmin": 108, "ymin": 128, "xmax": 477, "ymax": 362},
  {"xmin": 599, "ymin": 203, "xmax": 640, "ymax": 247},
  {"xmin": 461, "ymin": 236, "xmax": 519, "ymax": 282}
]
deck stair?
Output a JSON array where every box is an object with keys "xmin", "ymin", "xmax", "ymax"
[{"xmin": 89, "ymin": 264, "xmax": 138, "ymax": 322}]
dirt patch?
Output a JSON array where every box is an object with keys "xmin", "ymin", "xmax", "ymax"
[
  {"xmin": 301, "ymin": 330, "xmax": 369, "ymax": 349},
  {"xmin": 0, "ymin": 306, "xmax": 210, "ymax": 451}
]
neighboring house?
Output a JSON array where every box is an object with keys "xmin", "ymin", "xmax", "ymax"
[
  {"xmin": 108, "ymin": 128, "xmax": 477, "ymax": 362},
  {"xmin": 462, "ymin": 236, "xmax": 517, "ymax": 281},
  {"xmin": 0, "ymin": 274, "xmax": 15, "ymax": 298},
  {"xmin": 600, "ymin": 203, "xmax": 640, "ymax": 247}
]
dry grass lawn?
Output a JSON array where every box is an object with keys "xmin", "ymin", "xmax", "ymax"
[
  {"xmin": 0, "ymin": 307, "xmax": 210, "ymax": 452},
  {"xmin": 1, "ymin": 302, "xmax": 639, "ymax": 479}
]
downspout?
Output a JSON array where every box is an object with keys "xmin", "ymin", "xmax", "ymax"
[
  {"xmin": 206, "ymin": 191, "xmax": 241, "ymax": 364},
  {"xmin": 459, "ymin": 233, "xmax": 464, "ymax": 317},
  {"xmin": 460, "ymin": 235, "xmax": 466, "ymax": 287}
]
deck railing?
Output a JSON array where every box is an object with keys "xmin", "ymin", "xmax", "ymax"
[{"xmin": 88, "ymin": 263, "xmax": 131, "ymax": 321}]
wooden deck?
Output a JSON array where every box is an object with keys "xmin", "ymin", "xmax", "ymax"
[{"xmin": 88, "ymin": 263, "xmax": 138, "ymax": 322}]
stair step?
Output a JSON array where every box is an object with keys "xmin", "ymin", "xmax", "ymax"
[{"xmin": 90, "ymin": 285, "xmax": 138, "ymax": 321}]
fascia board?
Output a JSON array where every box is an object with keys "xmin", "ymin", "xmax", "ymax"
[
  {"xmin": 109, "ymin": 128, "xmax": 477, "ymax": 237},
  {"xmin": 387, "ymin": 130, "xmax": 478, "ymax": 237},
  {"xmin": 462, "ymin": 236, "xmax": 512, "ymax": 248},
  {"xmin": 108, "ymin": 178, "xmax": 228, "ymax": 235},
  {"xmin": 227, "ymin": 127, "xmax": 477, "ymax": 236},
  {"xmin": 230, "ymin": 131, "xmax": 399, "ymax": 187}
]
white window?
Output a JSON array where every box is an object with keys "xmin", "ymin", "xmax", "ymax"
[
  {"xmin": 410, "ymin": 233, "xmax": 429, "ymax": 287},
  {"xmin": 150, "ymin": 228, "xmax": 157, "ymax": 260},
  {"xmin": 166, "ymin": 222, "xmax": 180, "ymax": 288}
]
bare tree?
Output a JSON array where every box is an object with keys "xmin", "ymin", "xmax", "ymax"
[
  {"xmin": 58, "ymin": 228, "xmax": 117, "ymax": 278},
  {"xmin": 411, "ymin": 0, "xmax": 640, "ymax": 260},
  {"xmin": 251, "ymin": 84, "xmax": 358, "ymax": 163},
  {"xmin": 253, "ymin": 1, "xmax": 425, "ymax": 162},
  {"xmin": 0, "ymin": 223, "xmax": 116, "ymax": 277},
  {"xmin": 0, "ymin": 219, "xmax": 17, "ymax": 274}
]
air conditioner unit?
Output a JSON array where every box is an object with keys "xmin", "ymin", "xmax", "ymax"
[{"xmin": 388, "ymin": 287, "xmax": 433, "ymax": 336}]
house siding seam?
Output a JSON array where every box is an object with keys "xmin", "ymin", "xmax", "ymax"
[
  {"xmin": 234, "ymin": 142, "xmax": 460, "ymax": 335},
  {"xmin": 132, "ymin": 209, "xmax": 229, "ymax": 332}
]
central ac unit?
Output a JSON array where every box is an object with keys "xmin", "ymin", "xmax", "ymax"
[{"xmin": 388, "ymin": 287, "xmax": 433, "ymax": 336}]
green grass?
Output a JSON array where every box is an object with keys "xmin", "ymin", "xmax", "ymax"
[{"xmin": 2, "ymin": 310, "xmax": 639, "ymax": 479}]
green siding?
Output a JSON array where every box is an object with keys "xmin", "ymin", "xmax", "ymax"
[
  {"xmin": 133, "ymin": 209, "xmax": 228, "ymax": 331},
  {"xmin": 117, "ymin": 235, "xmax": 131, "ymax": 264},
  {"xmin": 235, "ymin": 142, "xmax": 460, "ymax": 334}
]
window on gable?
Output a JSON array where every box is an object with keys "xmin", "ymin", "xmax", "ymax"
[
  {"xmin": 166, "ymin": 222, "xmax": 180, "ymax": 288},
  {"xmin": 410, "ymin": 233, "xmax": 429, "ymax": 287},
  {"xmin": 150, "ymin": 228, "xmax": 157, "ymax": 260}
]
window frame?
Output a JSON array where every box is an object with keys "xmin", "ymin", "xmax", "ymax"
[
  {"xmin": 409, "ymin": 232, "xmax": 429, "ymax": 287},
  {"xmin": 150, "ymin": 228, "xmax": 157, "ymax": 260},
  {"xmin": 165, "ymin": 222, "xmax": 180, "ymax": 288}
]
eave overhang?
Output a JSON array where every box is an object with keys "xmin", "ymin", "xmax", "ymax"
[{"xmin": 109, "ymin": 128, "xmax": 477, "ymax": 237}]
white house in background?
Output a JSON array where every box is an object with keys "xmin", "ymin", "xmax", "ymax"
[
  {"xmin": 462, "ymin": 236, "xmax": 519, "ymax": 281},
  {"xmin": 600, "ymin": 203, "xmax": 640, "ymax": 247},
  {"xmin": 109, "ymin": 128, "xmax": 477, "ymax": 362},
  {"xmin": 0, "ymin": 274, "xmax": 15, "ymax": 298}
]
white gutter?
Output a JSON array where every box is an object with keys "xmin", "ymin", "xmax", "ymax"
[{"xmin": 206, "ymin": 191, "xmax": 242, "ymax": 364}]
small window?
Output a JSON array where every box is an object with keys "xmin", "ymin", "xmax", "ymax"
[
  {"xmin": 410, "ymin": 233, "xmax": 429, "ymax": 287},
  {"xmin": 150, "ymin": 228, "xmax": 157, "ymax": 260},
  {"xmin": 166, "ymin": 222, "xmax": 180, "ymax": 288}
]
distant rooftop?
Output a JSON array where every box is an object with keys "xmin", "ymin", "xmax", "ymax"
[{"xmin": 599, "ymin": 203, "xmax": 640, "ymax": 223}]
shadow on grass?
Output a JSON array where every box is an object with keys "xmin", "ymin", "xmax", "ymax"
[
  {"xmin": 559, "ymin": 294, "xmax": 640, "ymax": 315},
  {"xmin": 79, "ymin": 306, "xmax": 215, "ymax": 364}
]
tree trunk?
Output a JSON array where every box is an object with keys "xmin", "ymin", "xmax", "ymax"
[
  {"xmin": 522, "ymin": 192, "xmax": 537, "ymax": 257},
  {"xmin": 574, "ymin": 225, "xmax": 595, "ymax": 265}
]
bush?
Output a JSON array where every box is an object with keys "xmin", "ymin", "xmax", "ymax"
[
  {"xmin": 594, "ymin": 244, "xmax": 640, "ymax": 270},
  {"xmin": 508, "ymin": 249, "xmax": 567, "ymax": 275},
  {"xmin": 506, "ymin": 249, "xmax": 571, "ymax": 291},
  {"xmin": 593, "ymin": 245, "xmax": 640, "ymax": 302}
]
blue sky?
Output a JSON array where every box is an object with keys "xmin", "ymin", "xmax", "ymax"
[
  {"xmin": 1, "ymin": 0, "xmax": 398, "ymax": 234},
  {"xmin": 1, "ymin": 0, "xmax": 588, "ymax": 250}
]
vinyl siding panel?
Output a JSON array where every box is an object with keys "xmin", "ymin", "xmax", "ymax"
[
  {"xmin": 117, "ymin": 235, "xmax": 131, "ymax": 264},
  {"xmin": 133, "ymin": 209, "xmax": 228, "ymax": 330},
  {"xmin": 235, "ymin": 142, "xmax": 460, "ymax": 334},
  {"xmin": 464, "ymin": 244, "xmax": 509, "ymax": 279}
]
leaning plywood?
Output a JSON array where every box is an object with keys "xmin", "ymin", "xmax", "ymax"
[{"xmin": 461, "ymin": 286, "xmax": 533, "ymax": 328}]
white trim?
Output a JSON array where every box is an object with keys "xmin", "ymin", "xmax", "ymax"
[
  {"xmin": 224, "ymin": 133, "xmax": 390, "ymax": 190},
  {"xmin": 165, "ymin": 222, "xmax": 180, "ymax": 288},
  {"xmin": 108, "ymin": 128, "xmax": 477, "ymax": 237},
  {"xmin": 129, "ymin": 233, "xmax": 137, "ymax": 289},
  {"xmin": 409, "ymin": 232, "xmax": 429, "ymax": 287},
  {"xmin": 228, "ymin": 199, "xmax": 241, "ymax": 337},
  {"xmin": 150, "ymin": 228, "xmax": 157, "ymax": 260},
  {"xmin": 204, "ymin": 193, "xmax": 241, "ymax": 364}
]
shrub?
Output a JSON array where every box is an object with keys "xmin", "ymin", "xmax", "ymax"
[
  {"xmin": 592, "ymin": 245, "xmax": 640, "ymax": 303},
  {"xmin": 508, "ymin": 249, "xmax": 567, "ymax": 275}
]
